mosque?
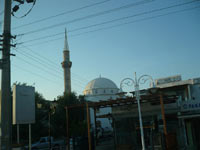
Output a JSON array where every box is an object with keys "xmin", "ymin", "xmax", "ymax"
[
  {"xmin": 83, "ymin": 77, "xmax": 119, "ymax": 130},
  {"xmin": 61, "ymin": 30, "xmax": 119, "ymax": 131}
]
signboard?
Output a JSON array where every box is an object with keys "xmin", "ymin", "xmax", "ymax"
[
  {"xmin": 13, "ymin": 84, "xmax": 35, "ymax": 124},
  {"xmin": 193, "ymin": 78, "xmax": 200, "ymax": 84},
  {"xmin": 181, "ymin": 100, "xmax": 200, "ymax": 112},
  {"xmin": 155, "ymin": 75, "xmax": 182, "ymax": 85}
]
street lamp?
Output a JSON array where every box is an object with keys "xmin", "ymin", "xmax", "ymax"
[{"xmin": 119, "ymin": 72, "xmax": 154, "ymax": 150}]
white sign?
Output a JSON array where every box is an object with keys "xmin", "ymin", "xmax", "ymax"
[
  {"xmin": 181, "ymin": 100, "xmax": 200, "ymax": 112},
  {"xmin": 13, "ymin": 84, "xmax": 35, "ymax": 124},
  {"xmin": 155, "ymin": 75, "xmax": 182, "ymax": 85}
]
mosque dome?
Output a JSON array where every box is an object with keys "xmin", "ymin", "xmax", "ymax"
[{"xmin": 83, "ymin": 77, "xmax": 119, "ymax": 96}]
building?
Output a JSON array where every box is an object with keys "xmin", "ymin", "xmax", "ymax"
[
  {"xmin": 155, "ymin": 75, "xmax": 200, "ymax": 150},
  {"xmin": 112, "ymin": 75, "xmax": 200, "ymax": 150},
  {"xmin": 83, "ymin": 76, "xmax": 119, "ymax": 130},
  {"xmin": 61, "ymin": 29, "xmax": 72, "ymax": 94}
]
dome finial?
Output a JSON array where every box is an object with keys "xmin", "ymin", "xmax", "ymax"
[{"xmin": 64, "ymin": 28, "xmax": 69, "ymax": 51}]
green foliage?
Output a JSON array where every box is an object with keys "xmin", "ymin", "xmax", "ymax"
[
  {"xmin": 32, "ymin": 92, "xmax": 50, "ymax": 140},
  {"xmin": 51, "ymin": 92, "xmax": 87, "ymax": 138}
]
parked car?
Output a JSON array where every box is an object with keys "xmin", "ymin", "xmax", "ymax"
[{"xmin": 24, "ymin": 136, "xmax": 65, "ymax": 150}]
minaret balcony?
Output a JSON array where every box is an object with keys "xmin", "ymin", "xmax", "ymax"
[{"xmin": 61, "ymin": 61, "xmax": 72, "ymax": 68}]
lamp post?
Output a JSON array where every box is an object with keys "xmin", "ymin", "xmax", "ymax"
[{"xmin": 119, "ymin": 72, "xmax": 154, "ymax": 150}]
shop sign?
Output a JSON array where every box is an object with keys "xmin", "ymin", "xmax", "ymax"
[{"xmin": 181, "ymin": 100, "xmax": 200, "ymax": 112}]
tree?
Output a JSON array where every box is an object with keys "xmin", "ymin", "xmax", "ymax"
[
  {"xmin": 32, "ymin": 92, "xmax": 50, "ymax": 140},
  {"xmin": 51, "ymin": 92, "xmax": 87, "ymax": 138}
]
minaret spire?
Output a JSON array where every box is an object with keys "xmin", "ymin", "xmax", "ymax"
[
  {"xmin": 61, "ymin": 28, "xmax": 72, "ymax": 94},
  {"xmin": 64, "ymin": 28, "xmax": 69, "ymax": 51}
]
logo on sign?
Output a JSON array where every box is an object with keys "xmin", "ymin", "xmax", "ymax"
[{"xmin": 181, "ymin": 100, "xmax": 200, "ymax": 112}]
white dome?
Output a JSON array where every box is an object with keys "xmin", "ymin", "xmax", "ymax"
[{"xmin": 83, "ymin": 77, "xmax": 119, "ymax": 96}]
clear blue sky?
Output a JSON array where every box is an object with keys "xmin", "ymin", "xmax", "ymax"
[{"xmin": 0, "ymin": 0, "xmax": 200, "ymax": 100}]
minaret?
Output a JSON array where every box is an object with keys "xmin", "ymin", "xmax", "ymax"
[{"xmin": 61, "ymin": 29, "xmax": 72, "ymax": 94}]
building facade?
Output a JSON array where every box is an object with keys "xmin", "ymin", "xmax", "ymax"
[{"xmin": 112, "ymin": 75, "xmax": 200, "ymax": 150}]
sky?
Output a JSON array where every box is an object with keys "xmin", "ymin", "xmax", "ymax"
[{"xmin": 0, "ymin": 0, "xmax": 200, "ymax": 100}]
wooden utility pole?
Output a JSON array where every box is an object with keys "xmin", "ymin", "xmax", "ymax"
[
  {"xmin": 159, "ymin": 94, "xmax": 167, "ymax": 135},
  {"xmin": 159, "ymin": 94, "xmax": 168, "ymax": 149},
  {"xmin": 0, "ymin": 0, "xmax": 12, "ymax": 149},
  {"xmin": 86, "ymin": 103, "xmax": 92, "ymax": 150}
]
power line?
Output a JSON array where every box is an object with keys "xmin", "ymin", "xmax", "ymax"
[
  {"xmin": 19, "ymin": 44, "xmax": 61, "ymax": 68},
  {"xmin": 13, "ymin": 0, "xmax": 112, "ymax": 29},
  {"xmin": 17, "ymin": 44, "xmax": 89, "ymax": 83},
  {"xmin": 15, "ymin": 45, "xmax": 62, "ymax": 71},
  {"xmin": 15, "ymin": 48, "xmax": 63, "ymax": 75},
  {"xmin": 14, "ymin": 55, "xmax": 86, "ymax": 88},
  {"xmin": 21, "ymin": 0, "xmax": 155, "ymax": 35},
  {"xmin": 12, "ymin": 63, "xmax": 63, "ymax": 86},
  {"xmin": 12, "ymin": 0, "xmax": 36, "ymax": 18},
  {"xmin": 15, "ymin": 55, "xmax": 64, "ymax": 79},
  {"xmin": 14, "ymin": 45, "xmax": 88, "ymax": 86},
  {"xmin": 20, "ymin": 0, "xmax": 200, "ymax": 44},
  {"xmin": 22, "ymin": 5, "xmax": 200, "ymax": 47},
  {"xmin": 12, "ymin": 64, "xmax": 83, "ymax": 100}
]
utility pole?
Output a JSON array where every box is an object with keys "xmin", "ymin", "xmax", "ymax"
[{"xmin": 0, "ymin": 0, "xmax": 12, "ymax": 149}]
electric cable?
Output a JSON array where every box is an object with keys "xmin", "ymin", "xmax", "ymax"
[
  {"xmin": 14, "ymin": 46, "xmax": 87, "ymax": 87},
  {"xmin": 17, "ymin": 44, "xmax": 89, "ymax": 83},
  {"xmin": 15, "ymin": 55, "xmax": 64, "ymax": 79},
  {"xmin": 20, "ymin": 0, "xmax": 200, "ymax": 44},
  {"xmin": 23, "ymin": 5, "xmax": 200, "ymax": 47},
  {"xmin": 14, "ymin": 55, "xmax": 86, "ymax": 88},
  {"xmin": 12, "ymin": 63, "xmax": 63, "ymax": 86},
  {"xmin": 21, "ymin": 0, "xmax": 155, "ymax": 35},
  {"xmin": 13, "ymin": 0, "xmax": 112, "ymax": 29},
  {"xmin": 12, "ymin": 0, "xmax": 36, "ymax": 18}
]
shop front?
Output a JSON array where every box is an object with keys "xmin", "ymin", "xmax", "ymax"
[{"xmin": 178, "ymin": 99, "xmax": 200, "ymax": 150}]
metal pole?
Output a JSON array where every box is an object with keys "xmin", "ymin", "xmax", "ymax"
[
  {"xmin": 135, "ymin": 73, "xmax": 145, "ymax": 150},
  {"xmin": 49, "ymin": 112, "xmax": 51, "ymax": 150},
  {"xmin": 0, "ymin": 0, "xmax": 12, "ymax": 149},
  {"xmin": 17, "ymin": 124, "xmax": 20, "ymax": 144},
  {"xmin": 65, "ymin": 107, "xmax": 70, "ymax": 150},
  {"xmin": 113, "ymin": 118, "xmax": 117, "ymax": 150},
  {"xmin": 29, "ymin": 124, "xmax": 31, "ymax": 150},
  {"xmin": 94, "ymin": 108, "xmax": 97, "ymax": 147},
  {"xmin": 86, "ymin": 103, "xmax": 92, "ymax": 150}
]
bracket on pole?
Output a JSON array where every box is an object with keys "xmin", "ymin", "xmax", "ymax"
[
  {"xmin": 10, "ymin": 44, "xmax": 16, "ymax": 47},
  {"xmin": 11, "ymin": 35, "xmax": 17, "ymax": 39},
  {"xmin": 10, "ymin": 53, "xmax": 16, "ymax": 56}
]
